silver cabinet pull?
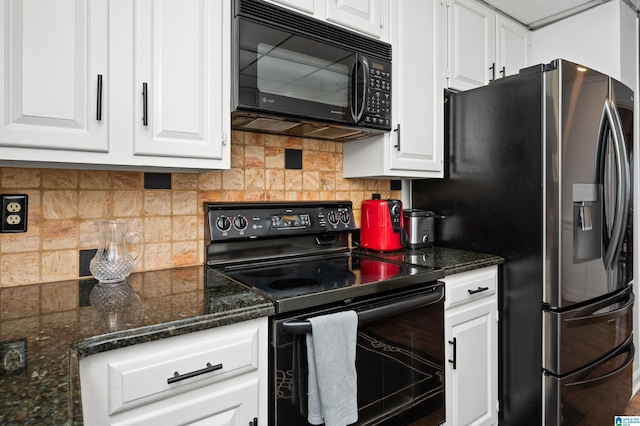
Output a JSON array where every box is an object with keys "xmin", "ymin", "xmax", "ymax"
[{"xmin": 142, "ymin": 82, "xmax": 148, "ymax": 126}]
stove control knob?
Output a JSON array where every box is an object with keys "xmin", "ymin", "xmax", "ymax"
[
  {"xmin": 340, "ymin": 211, "xmax": 351, "ymax": 225},
  {"xmin": 327, "ymin": 211, "xmax": 339, "ymax": 226},
  {"xmin": 233, "ymin": 215, "xmax": 248, "ymax": 231},
  {"xmin": 216, "ymin": 215, "xmax": 232, "ymax": 232}
]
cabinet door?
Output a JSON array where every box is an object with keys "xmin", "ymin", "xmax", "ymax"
[
  {"xmin": 0, "ymin": 0, "xmax": 109, "ymax": 152},
  {"xmin": 495, "ymin": 15, "xmax": 530, "ymax": 79},
  {"xmin": 446, "ymin": 297, "xmax": 498, "ymax": 426},
  {"xmin": 326, "ymin": 0, "xmax": 386, "ymax": 39},
  {"xmin": 111, "ymin": 378, "xmax": 259, "ymax": 426},
  {"xmin": 448, "ymin": 0, "xmax": 495, "ymax": 91},
  {"xmin": 390, "ymin": 0, "xmax": 444, "ymax": 174},
  {"xmin": 133, "ymin": 0, "xmax": 229, "ymax": 164}
]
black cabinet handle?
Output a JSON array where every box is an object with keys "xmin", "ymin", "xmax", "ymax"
[
  {"xmin": 468, "ymin": 286, "xmax": 489, "ymax": 295},
  {"xmin": 393, "ymin": 124, "xmax": 401, "ymax": 151},
  {"xmin": 96, "ymin": 74, "xmax": 103, "ymax": 121},
  {"xmin": 448, "ymin": 338, "xmax": 457, "ymax": 370},
  {"xmin": 249, "ymin": 418, "xmax": 258, "ymax": 426},
  {"xmin": 142, "ymin": 82, "xmax": 148, "ymax": 126},
  {"xmin": 500, "ymin": 66, "xmax": 506, "ymax": 78},
  {"xmin": 167, "ymin": 362, "xmax": 222, "ymax": 384},
  {"xmin": 489, "ymin": 63, "xmax": 495, "ymax": 82}
]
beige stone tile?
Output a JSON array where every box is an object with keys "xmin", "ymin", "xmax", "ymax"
[
  {"xmin": 79, "ymin": 191, "xmax": 112, "ymax": 218},
  {"xmin": 264, "ymin": 134, "xmax": 285, "ymax": 147},
  {"xmin": 42, "ymin": 220, "xmax": 78, "ymax": 250},
  {"xmin": 365, "ymin": 180, "xmax": 379, "ymax": 191},
  {"xmin": 245, "ymin": 168, "xmax": 265, "ymax": 190},
  {"xmin": 320, "ymin": 171, "xmax": 336, "ymax": 191},
  {"xmin": 285, "ymin": 136, "xmax": 303, "ymax": 149},
  {"xmin": 1, "ymin": 168, "xmax": 41, "ymax": 188},
  {"xmin": 144, "ymin": 191, "xmax": 171, "ymax": 216},
  {"xmin": 1, "ymin": 252, "xmax": 40, "ymax": 286},
  {"xmin": 245, "ymin": 145, "xmax": 265, "ymax": 168},
  {"xmin": 1, "ymin": 231, "xmax": 40, "ymax": 254},
  {"xmin": 41, "ymin": 250, "xmax": 78, "ymax": 282},
  {"xmin": 266, "ymin": 169, "xmax": 285, "ymax": 190},
  {"xmin": 41, "ymin": 280, "xmax": 78, "ymax": 314},
  {"xmin": 230, "ymin": 143, "xmax": 245, "ymax": 168},
  {"xmin": 222, "ymin": 191, "xmax": 245, "ymax": 201},
  {"xmin": 171, "ymin": 173, "xmax": 198, "ymax": 190},
  {"xmin": 231, "ymin": 130, "xmax": 244, "ymax": 145},
  {"xmin": 172, "ymin": 191, "xmax": 198, "ymax": 215},
  {"xmin": 42, "ymin": 190, "xmax": 78, "ymax": 219},
  {"xmin": 245, "ymin": 132, "xmax": 265, "ymax": 146},
  {"xmin": 319, "ymin": 140, "xmax": 337, "ymax": 153},
  {"xmin": 142, "ymin": 242, "xmax": 172, "ymax": 271},
  {"xmin": 144, "ymin": 216, "xmax": 172, "ymax": 243},
  {"xmin": 265, "ymin": 190, "xmax": 285, "ymax": 201},
  {"xmin": 0, "ymin": 284, "xmax": 39, "ymax": 318},
  {"xmin": 318, "ymin": 191, "xmax": 337, "ymax": 200},
  {"xmin": 302, "ymin": 171, "xmax": 320, "ymax": 190},
  {"xmin": 172, "ymin": 216, "xmax": 198, "ymax": 241},
  {"xmin": 198, "ymin": 191, "xmax": 222, "ymax": 205},
  {"xmin": 244, "ymin": 191, "xmax": 266, "ymax": 201},
  {"xmin": 335, "ymin": 172, "xmax": 351, "ymax": 191},
  {"xmin": 172, "ymin": 242, "xmax": 198, "ymax": 266},
  {"xmin": 79, "ymin": 220, "xmax": 101, "ymax": 248},
  {"xmin": 43, "ymin": 170, "xmax": 78, "ymax": 188},
  {"xmin": 113, "ymin": 191, "xmax": 143, "ymax": 217},
  {"xmin": 198, "ymin": 172, "xmax": 223, "ymax": 191},
  {"xmin": 350, "ymin": 179, "xmax": 366, "ymax": 190},
  {"xmin": 302, "ymin": 138, "xmax": 320, "ymax": 151},
  {"xmin": 302, "ymin": 191, "xmax": 320, "ymax": 200},
  {"xmin": 222, "ymin": 168, "xmax": 244, "ymax": 190},
  {"xmin": 112, "ymin": 172, "xmax": 144, "ymax": 189},
  {"xmin": 284, "ymin": 170, "xmax": 302, "ymax": 190},
  {"xmin": 79, "ymin": 170, "xmax": 112, "ymax": 189},
  {"xmin": 265, "ymin": 147, "xmax": 284, "ymax": 169}
]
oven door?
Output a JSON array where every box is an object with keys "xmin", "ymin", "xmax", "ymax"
[{"xmin": 271, "ymin": 284, "xmax": 445, "ymax": 426}]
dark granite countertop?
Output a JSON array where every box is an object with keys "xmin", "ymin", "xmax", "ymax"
[
  {"xmin": 0, "ymin": 266, "xmax": 274, "ymax": 425},
  {"xmin": 356, "ymin": 246, "xmax": 504, "ymax": 275},
  {"xmin": 0, "ymin": 247, "xmax": 500, "ymax": 425}
]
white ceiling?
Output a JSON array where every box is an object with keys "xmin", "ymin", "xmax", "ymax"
[{"xmin": 480, "ymin": 0, "xmax": 640, "ymax": 29}]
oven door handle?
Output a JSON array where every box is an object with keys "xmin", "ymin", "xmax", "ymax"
[{"xmin": 282, "ymin": 284, "xmax": 444, "ymax": 334}]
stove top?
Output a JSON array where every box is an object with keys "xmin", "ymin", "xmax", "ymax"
[{"xmin": 204, "ymin": 201, "xmax": 444, "ymax": 313}]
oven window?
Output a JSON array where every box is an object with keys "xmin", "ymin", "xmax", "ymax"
[
  {"xmin": 257, "ymin": 43, "xmax": 349, "ymax": 107},
  {"xmin": 273, "ymin": 295, "xmax": 445, "ymax": 425}
]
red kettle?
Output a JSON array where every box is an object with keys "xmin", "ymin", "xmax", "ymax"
[{"xmin": 360, "ymin": 194, "xmax": 406, "ymax": 252}]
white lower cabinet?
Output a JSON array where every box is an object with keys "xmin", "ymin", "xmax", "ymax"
[
  {"xmin": 79, "ymin": 318, "xmax": 267, "ymax": 425},
  {"xmin": 443, "ymin": 266, "xmax": 498, "ymax": 426}
]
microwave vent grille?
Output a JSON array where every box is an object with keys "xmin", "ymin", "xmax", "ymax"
[{"xmin": 236, "ymin": 0, "xmax": 391, "ymax": 62}]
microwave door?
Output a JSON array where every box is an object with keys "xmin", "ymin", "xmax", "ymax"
[
  {"xmin": 236, "ymin": 17, "xmax": 356, "ymax": 124},
  {"xmin": 351, "ymin": 54, "xmax": 369, "ymax": 125}
]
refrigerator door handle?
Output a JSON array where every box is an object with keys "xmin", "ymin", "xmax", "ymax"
[
  {"xmin": 564, "ymin": 288, "xmax": 633, "ymax": 326},
  {"xmin": 596, "ymin": 98, "xmax": 630, "ymax": 271},
  {"xmin": 564, "ymin": 339, "xmax": 634, "ymax": 389}
]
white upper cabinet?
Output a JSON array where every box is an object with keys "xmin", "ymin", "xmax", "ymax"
[
  {"xmin": 0, "ymin": 0, "xmax": 109, "ymax": 152},
  {"xmin": 0, "ymin": 0, "xmax": 230, "ymax": 171},
  {"xmin": 325, "ymin": 0, "xmax": 385, "ymax": 39},
  {"xmin": 266, "ymin": 0, "xmax": 389, "ymax": 41},
  {"xmin": 133, "ymin": 0, "xmax": 229, "ymax": 162},
  {"xmin": 448, "ymin": 0, "xmax": 530, "ymax": 91},
  {"xmin": 343, "ymin": 0, "xmax": 446, "ymax": 179}
]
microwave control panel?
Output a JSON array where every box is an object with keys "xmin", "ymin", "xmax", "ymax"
[{"xmin": 365, "ymin": 60, "xmax": 391, "ymax": 130}]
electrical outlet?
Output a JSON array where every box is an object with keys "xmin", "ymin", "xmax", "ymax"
[
  {"xmin": 1, "ymin": 194, "xmax": 28, "ymax": 233},
  {"xmin": 1, "ymin": 339, "xmax": 26, "ymax": 375}
]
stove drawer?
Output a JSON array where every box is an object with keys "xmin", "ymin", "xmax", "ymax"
[
  {"xmin": 444, "ymin": 266, "xmax": 497, "ymax": 310},
  {"xmin": 80, "ymin": 319, "xmax": 264, "ymax": 418}
]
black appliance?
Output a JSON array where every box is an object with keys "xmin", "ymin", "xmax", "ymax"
[
  {"xmin": 412, "ymin": 59, "xmax": 634, "ymax": 425},
  {"xmin": 231, "ymin": 0, "xmax": 392, "ymax": 141},
  {"xmin": 205, "ymin": 201, "xmax": 445, "ymax": 425}
]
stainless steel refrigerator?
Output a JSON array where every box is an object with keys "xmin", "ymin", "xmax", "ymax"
[{"xmin": 412, "ymin": 59, "xmax": 634, "ymax": 425}]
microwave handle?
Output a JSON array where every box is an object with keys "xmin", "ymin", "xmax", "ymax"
[{"xmin": 350, "ymin": 54, "xmax": 369, "ymax": 124}]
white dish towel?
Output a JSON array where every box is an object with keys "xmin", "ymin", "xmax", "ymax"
[{"xmin": 306, "ymin": 310, "xmax": 359, "ymax": 426}]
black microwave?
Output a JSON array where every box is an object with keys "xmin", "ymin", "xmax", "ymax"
[{"xmin": 232, "ymin": 0, "xmax": 392, "ymax": 141}]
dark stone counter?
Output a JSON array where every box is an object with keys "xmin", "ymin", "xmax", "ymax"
[
  {"xmin": 355, "ymin": 246, "xmax": 504, "ymax": 275},
  {"xmin": 0, "ymin": 247, "xmax": 499, "ymax": 425},
  {"xmin": 0, "ymin": 266, "xmax": 274, "ymax": 425}
]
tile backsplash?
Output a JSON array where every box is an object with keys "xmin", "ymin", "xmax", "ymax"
[{"xmin": 0, "ymin": 131, "xmax": 400, "ymax": 287}]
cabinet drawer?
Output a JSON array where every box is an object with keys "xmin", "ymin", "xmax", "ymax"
[
  {"xmin": 94, "ymin": 321, "xmax": 262, "ymax": 415},
  {"xmin": 444, "ymin": 266, "xmax": 497, "ymax": 309}
]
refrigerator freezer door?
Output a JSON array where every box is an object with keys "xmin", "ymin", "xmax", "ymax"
[
  {"xmin": 544, "ymin": 337, "xmax": 633, "ymax": 425},
  {"xmin": 543, "ymin": 285, "xmax": 633, "ymax": 375}
]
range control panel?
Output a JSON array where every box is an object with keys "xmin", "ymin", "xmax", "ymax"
[{"xmin": 206, "ymin": 201, "xmax": 355, "ymax": 241}]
